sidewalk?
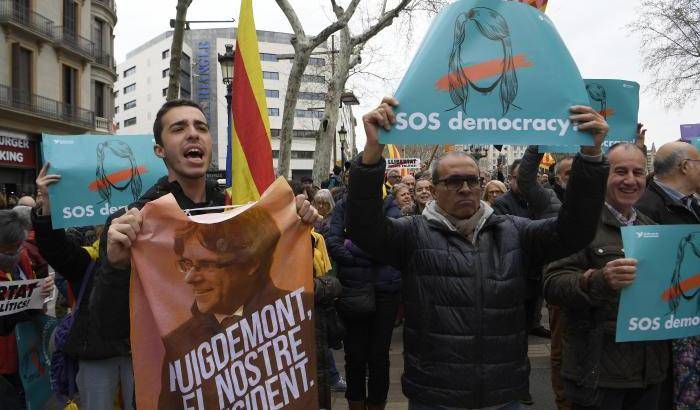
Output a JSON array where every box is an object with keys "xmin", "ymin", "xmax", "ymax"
[{"xmin": 331, "ymin": 327, "xmax": 556, "ymax": 410}]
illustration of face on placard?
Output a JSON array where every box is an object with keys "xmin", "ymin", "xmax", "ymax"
[
  {"xmin": 539, "ymin": 79, "xmax": 640, "ymax": 153},
  {"xmin": 666, "ymin": 232, "xmax": 700, "ymax": 314},
  {"xmin": 94, "ymin": 140, "xmax": 144, "ymax": 204},
  {"xmin": 382, "ymin": 0, "xmax": 589, "ymax": 146}
]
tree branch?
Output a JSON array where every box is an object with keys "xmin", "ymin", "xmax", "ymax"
[
  {"xmin": 274, "ymin": 0, "xmax": 307, "ymax": 39},
  {"xmin": 309, "ymin": 0, "xmax": 362, "ymax": 49},
  {"xmin": 352, "ymin": 0, "xmax": 413, "ymax": 46}
]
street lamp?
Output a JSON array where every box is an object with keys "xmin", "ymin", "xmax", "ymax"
[
  {"xmin": 218, "ymin": 44, "xmax": 235, "ymax": 184},
  {"xmin": 338, "ymin": 125, "xmax": 347, "ymax": 166}
]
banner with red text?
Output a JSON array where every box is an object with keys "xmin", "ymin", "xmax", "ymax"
[{"xmin": 130, "ymin": 178, "xmax": 317, "ymax": 409}]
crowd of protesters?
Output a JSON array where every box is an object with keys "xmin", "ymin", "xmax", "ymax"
[{"xmin": 0, "ymin": 96, "xmax": 699, "ymax": 410}]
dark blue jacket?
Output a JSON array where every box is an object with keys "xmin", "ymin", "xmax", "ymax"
[{"xmin": 326, "ymin": 196, "xmax": 401, "ymax": 294}]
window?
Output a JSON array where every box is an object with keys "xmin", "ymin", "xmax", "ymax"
[
  {"xmin": 295, "ymin": 109, "xmax": 323, "ymax": 119},
  {"xmin": 123, "ymin": 66, "xmax": 135, "ymax": 78},
  {"xmin": 63, "ymin": 0, "xmax": 77, "ymax": 37},
  {"xmin": 162, "ymin": 68, "xmax": 169, "ymax": 78},
  {"xmin": 113, "ymin": 90, "xmax": 119, "ymax": 98},
  {"xmin": 265, "ymin": 89, "xmax": 279, "ymax": 98},
  {"xmin": 94, "ymin": 81, "xmax": 106, "ymax": 117},
  {"xmin": 268, "ymin": 108, "xmax": 280, "ymax": 116},
  {"xmin": 301, "ymin": 74, "xmax": 324, "ymax": 83},
  {"xmin": 11, "ymin": 44, "xmax": 32, "ymax": 103},
  {"xmin": 292, "ymin": 151, "xmax": 314, "ymax": 159},
  {"xmin": 124, "ymin": 83, "xmax": 136, "ymax": 94},
  {"xmin": 293, "ymin": 129, "xmax": 317, "ymax": 138},
  {"xmin": 63, "ymin": 65, "xmax": 78, "ymax": 107},
  {"xmin": 298, "ymin": 92, "xmax": 325, "ymax": 101},
  {"xmin": 270, "ymin": 128, "xmax": 280, "ymax": 137},
  {"xmin": 262, "ymin": 71, "xmax": 279, "ymax": 80},
  {"xmin": 308, "ymin": 57, "xmax": 325, "ymax": 66},
  {"xmin": 124, "ymin": 117, "xmax": 137, "ymax": 127},
  {"xmin": 162, "ymin": 88, "xmax": 167, "ymax": 96},
  {"xmin": 124, "ymin": 100, "xmax": 136, "ymax": 110},
  {"xmin": 260, "ymin": 53, "xmax": 277, "ymax": 62},
  {"xmin": 114, "ymin": 106, "xmax": 119, "ymax": 113},
  {"xmin": 93, "ymin": 18, "xmax": 105, "ymax": 54},
  {"xmin": 162, "ymin": 49, "xmax": 170, "ymax": 59},
  {"xmin": 180, "ymin": 88, "xmax": 190, "ymax": 99}
]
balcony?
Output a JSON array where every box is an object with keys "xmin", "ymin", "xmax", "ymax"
[
  {"xmin": 92, "ymin": 49, "xmax": 116, "ymax": 74},
  {"xmin": 95, "ymin": 116, "xmax": 111, "ymax": 133},
  {"xmin": 53, "ymin": 26, "xmax": 94, "ymax": 61},
  {"xmin": 91, "ymin": 0, "xmax": 117, "ymax": 22},
  {"xmin": 0, "ymin": 83, "xmax": 95, "ymax": 129},
  {"xmin": 0, "ymin": 0, "xmax": 55, "ymax": 42}
]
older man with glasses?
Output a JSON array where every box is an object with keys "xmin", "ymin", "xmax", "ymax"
[{"xmin": 345, "ymin": 97, "xmax": 610, "ymax": 410}]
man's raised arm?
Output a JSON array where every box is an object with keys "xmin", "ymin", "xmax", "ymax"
[{"xmin": 346, "ymin": 97, "xmax": 413, "ymax": 268}]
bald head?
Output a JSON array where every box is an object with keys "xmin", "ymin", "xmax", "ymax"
[
  {"xmin": 654, "ymin": 141, "xmax": 700, "ymax": 194},
  {"xmin": 654, "ymin": 141, "xmax": 698, "ymax": 176},
  {"xmin": 431, "ymin": 152, "xmax": 479, "ymax": 185},
  {"xmin": 17, "ymin": 196, "xmax": 36, "ymax": 208}
]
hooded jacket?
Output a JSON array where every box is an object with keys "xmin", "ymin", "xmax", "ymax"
[
  {"xmin": 326, "ymin": 197, "xmax": 402, "ymax": 294},
  {"xmin": 345, "ymin": 154, "xmax": 607, "ymax": 408},
  {"xmin": 90, "ymin": 176, "xmax": 225, "ymax": 340}
]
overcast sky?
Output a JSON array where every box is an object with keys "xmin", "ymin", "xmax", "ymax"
[{"xmin": 114, "ymin": 0, "xmax": 700, "ymax": 148}]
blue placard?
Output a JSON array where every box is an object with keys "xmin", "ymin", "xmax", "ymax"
[
  {"xmin": 380, "ymin": 0, "xmax": 590, "ymax": 145},
  {"xmin": 617, "ymin": 225, "xmax": 700, "ymax": 342},
  {"xmin": 540, "ymin": 79, "xmax": 640, "ymax": 153},
  {"xmin": 42, "ymin": 134, "xmax": 168, "ymax": 229}
]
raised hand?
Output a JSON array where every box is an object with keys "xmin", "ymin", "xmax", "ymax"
[
  {"xmin": 362, "ymin": 97, "xmax": 399, "ymax": 165},
  {"xmin": 35, "ymin": 163, "xmax": 61, "ymax": 215},
  {"xmin": 571, "ymin": 105, "xmax": 608, "ymax": 156}
]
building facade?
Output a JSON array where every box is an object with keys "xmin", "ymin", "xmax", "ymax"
[
  {"xmin": 114, "ymin": 28, "xmax": 353, "ymax": 180},
  {"xmin": 0, "ymin": 0, "xmax": 117, "ymax": 198}
]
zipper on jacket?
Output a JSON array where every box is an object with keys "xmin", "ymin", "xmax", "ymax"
[{"xmin": 474, "ymin": 238, "xmax": 484, "ymax": 407}]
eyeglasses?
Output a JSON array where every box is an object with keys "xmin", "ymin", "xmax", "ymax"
[
  {"xmin": 437, "ymin": 175, "xmax": 482, "ymax": 191},
  {"xmin": 681, "ymin": 159, "xmax": 700, "ymax": 166},
  {"xmin": 176, "ymin": 258, "xmax": 237, "ymax": 275}
]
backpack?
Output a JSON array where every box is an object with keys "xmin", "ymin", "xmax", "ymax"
[{"xmin": 50, "ymin": 260, "xmax": 95, "ymax": 402}]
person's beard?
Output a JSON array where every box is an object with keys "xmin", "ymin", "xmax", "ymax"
[{"xmin": 0, "ymin": 253, "xmax": 20, "ymax": 273}]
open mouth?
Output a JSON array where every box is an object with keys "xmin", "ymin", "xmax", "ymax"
[
  {"xmin": 184, "ymin": 147, "xmax": 205, "ymax": 163},
  {"xmin": 193, "ymin": 288, "xmax": 212, "ymax": 296},
  {"xmin": 618, "ymin": 187, "xmax": 638, "ymax": 195}
]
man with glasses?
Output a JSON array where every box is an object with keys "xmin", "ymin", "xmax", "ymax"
[
  {"xmin": 159, "ymin": 205, "xmax": 284, "ymax": 408},
  {"xmin": 345, "ymin": 97, "xmax": 609, "ymax": 410}
]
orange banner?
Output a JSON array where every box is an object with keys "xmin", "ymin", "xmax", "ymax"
[{"xmin": 130, "ymin": 178, "xmax": 317, "ymax": 409}]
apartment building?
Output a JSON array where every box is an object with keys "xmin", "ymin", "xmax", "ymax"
[
  {"xmin": 0, "ymin": 0, "xmax": 117, "ymax": 196},
  {"xmin": 114, "ymin": 28, "xmax": 356, "ymax": 180}
]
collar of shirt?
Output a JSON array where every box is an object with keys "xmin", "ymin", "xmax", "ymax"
[
  {"xmin": 654, "ymin": 178, "xmax": 689, "ymax": 204},
  {"xmin": 215, "ymin": 306, "xmax": 244, "ymax": 325},
  {"xmin": 605, "ymin": 202, "xmax": 637, "ymax": 226}
]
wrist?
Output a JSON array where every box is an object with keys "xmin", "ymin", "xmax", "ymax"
[
  {"xmin": 580, "ymin": 146, "xmax": 602, "ymax": 157},
  {"xmin": 362, "ymin": 142, "xmax": 384, "ymax": 165}
]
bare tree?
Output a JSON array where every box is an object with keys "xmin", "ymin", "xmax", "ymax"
[
  {"xmin": 274, "ymin": 0, "xmax": 362, "ymax": 177},
  {"xmin": 311, "ymin": 0, "xmax": 416, "ymax": 184},
  {"xmin": 629, "ymin": 0, "xmax": 700, "ymax": 108},
  {"xmin": 166, "ymin": 0, "xmax": 192, "ymax": 101}
]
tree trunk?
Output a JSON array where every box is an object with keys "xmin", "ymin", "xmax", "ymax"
[
  {"xmin": 277, "ymin": 49, "xmax": 311, "ymax": 178},
  {"xmin": 166, "ymin": 0, "xmax": 191, "ymax": 101},
  {"xmin": 312, "ymin": 28, "xmax": 352, "ymax": 185}
]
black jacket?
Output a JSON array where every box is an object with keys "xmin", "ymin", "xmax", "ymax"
[
  {"xmin": 32, "ymin": 210, "xmax": 130, "ymax": 359},
  {"xmin": 326, "ymin": 197, "xmax": 402, "ymax": 294},
  {"xmin": 345, "ymin": 154, "xmax": 607, "ymax": 408},
  {"xmin": 492, "ymin": 146, "xmax": 562, "ymax": 220},
  {"xmin": 91, "ymin": 176, "xmax": 225, "ymax": 340},
  {"xmin": 635, "ymin": 179, "xmax": 699, "ymax": 225}
]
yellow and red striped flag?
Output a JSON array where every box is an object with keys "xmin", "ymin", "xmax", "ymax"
[{"xmin": 225, "ymin": 0, "xmax": 274, "ymax": 205}]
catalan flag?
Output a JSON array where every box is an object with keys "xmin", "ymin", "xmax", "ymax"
[{"xmin": 225, "ymin": 0, "xmax": 274, "ymax": 205}]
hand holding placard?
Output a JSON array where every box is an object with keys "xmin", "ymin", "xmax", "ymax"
[
  {"xmin": 569, "ymin": 105, "xmax": 608, "ymax": 156},
  {"xmin": 363, "ymin": 97, "xmax": 399, "ymax": 165},
  {"xmin": 35, "ymin": 163, "xmax": 61, "ymax": 216}
]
